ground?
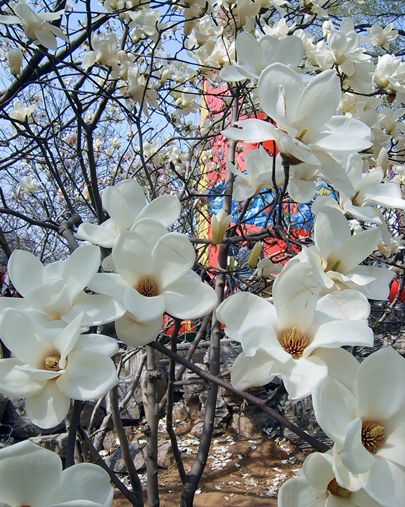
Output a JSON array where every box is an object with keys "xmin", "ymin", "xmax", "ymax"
[{"xmin": 113, "ymin": 428, "xmax": 305, "ymax": 507}]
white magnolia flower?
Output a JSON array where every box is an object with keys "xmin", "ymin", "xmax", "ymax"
[
  {"xmin": 0, "ymin": 311, "xmax": 118, "ymax": 428},
  {"xmin": 0, "ymin": 440, "xmax": 113, "ymax": 507},
  {"xmin": 303, "ymin": 207, "xmax": 394, "ymax": 299},
  {"xmin": 368, "ymin": 23, "xmax": 398, "ymax": 50},
  {"xmin": 217, "ymin": 253, "xmax": 373, "ymax": 399},
  {"xmin": 312, "ymin": 347, "xmax": 405, "ymax": 507},
  {"xmin": 9, "ymin": 99, "xmax": 35, "ymax": 123},
  {"xmin": 0, "ymin": 245, "xmax": 124, "ymax": 328},
  {"xmin": 76, "ymin": 179, "xmax": 181, "ymax": 248},
  {"xmin": 19, "ymin": 175, "xmax": 40, "ymax": 194},
  {"xmin": 211, "ymin": 209, "xmax": 232, "ymax": 245},
  {"xmin": 279, "ymin": 451, "xmax": 384, "ymax": 507},
  {"xmin": 7, "ymin": 47, "xmax": 22, "ymax": 75},
  {"xmin": 223, "ymin": 64, "xmax": 371, "ymax": 193},
  {"xmin": 219, "ymin": 32, "xmax": 303, "ymax": 82},
  {"xmin": 0, "ymin": 1, "xmax": 69, "ymax": 51},
  {"xmin": 88, "ymin": 226, "xmax": 218, "ymax": 347},
  {"xmin": 227, "ymin": 146, "xmax": 276, "ymax": 201},
  {"xmin": 82, "ymin": 33, "xmax": 120, "ymax": 75}
]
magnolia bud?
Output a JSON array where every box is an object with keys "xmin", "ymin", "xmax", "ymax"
[
  {"xmin": 7, "ymin": 48, "xmax": 23, "ymax": 76},
  {"xmin": 248, "ymin": 242, "xmax": 262, "ymax": 269},
  {"xmin": 210, "ymin": 209, "xmax": 232, "ymax": 245},
  {"xmin": 227, "ymin": 256, "xmax": 235, "ymax": 270},
  {"xmin": 377, "ymin": 147, "xmax": 389, "ymax": 176}
]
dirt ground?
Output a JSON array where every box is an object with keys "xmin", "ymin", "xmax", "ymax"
[{"xmin": 113, "ymin": 429, "xmax": 305, "ymax": 507}]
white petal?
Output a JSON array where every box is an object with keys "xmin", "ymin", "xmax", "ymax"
[
  {"xmin": 230, "ymin": 351, "xmax": 274, "ymax": 392},
  {"xmin": 62, "ymin": 245, "xmax": 100, "ymax": 300},
  {"xmin": 25, "ymin": 380, "xmax": 71, "ymax": 429},
  {"xmin": 312, "ymin": 116, "xmax": 372, "ymax": 154},
  {"xmin": 331, "ymin": 443, "xmax": 363, "ymax": 492},
  {"xmin": 350, "ymin": 266, "xmax": 395, "ymax": 300},
  {"xmin": 55, "ymin": 313, "xmax": 83, "ymax": 369},
  {"xmin": 0, "ymin": 309, "xmax": 52, "ymax": 367},
  {"xmin": 34, "ymin": 28, "xmax": 57, "ymax": 51},
  {"xmin": 335, "ymin": 228, "xmax": 380, "ymax": 274},
  {"xmin": 115, "ymin": 312, "xmax": 163, "ymax": 347},
  {"xmin": 379, "ymin": 408, "xmax": 405, "ymax": 467},
  {"xmin": 360, "ymin": 457, "xmax": 405, "ymax": 507},
  {"xmin": 356, "ymin": 347, "xmax": 405, "ymax": 421},
  {"xmin": 52, "ymin": 463, "xmax": 113, "ymax": 507},
  {"xmin": 74, "ymin": 334, "xmax": 119, "ymax": 357},
  {"xmin": 0, "ymin": 440, "xmax": 61, "ymax": 507},
  {"xmin": 273, "ymin": 355, "xmax": 328, "ymax": 400},
  {"xmin": 315, "ymin": 290, "xmax": 370, "ymax": 323},
  {"xmin": 258, "ymin": 63, "xmax": 305, "ymax": 124},
  {"xmin": 129, "ymin": 218, "xmax": 167, "ymax": 250},
  {"xmin": 152, "ymin": 233, "xmax": 195, "ymax": 290},
  {"xmin": 315, "ymin": 208, "xmax": 350, "ymax": 261},
  {"xmin": 0, "ymin": 358, "xmax": 45, "ymax": 397},
  {"xmin": 340, "ymin": 417, "xmax": 376, "ymax": 474},
  {"xmin": 61, "ymin": 292, "xmax": 125, "ymax": 327},
  {"xmin": 56, "ymin": 351, "xmax": 118, "ymax": 400},
  {"xmin": 272, "ymin": 35, "xmax": 304, "ymax": 68},
  {"xmin": 223, "ymin": 118, "xmax": 279, "ymax": 143},
  {"xmin": 102, "ymin": 186, "xmax": 132, "ymax": 232},
  {"xmin": 278, "ymin": 476, "xmax": 327, "ymax": 507},
  {"xmin": 162, "ymin": 277, "xmax": 217, "ymax": 319},
  {"xmin": 312, "ymin": 377, "xmax": 357, "ymax": 444},
  {"xmin": 137, "ymin": 194, "xmax": 181, "ymax": 228},
  {"xmin": 116, "ymin": 179, "xmax": 145, "ymax": 221},
  {"xmin": 113, "ymin": 230, "xmax": 152, "ymax": 286},
  {"xmin": 232, "ymin": 179, "xmax": 256, "ymax": 201},
  {"xmin": 24, "ymin": 279, "xmax": 72, "ymax": 320},
  {"xmin": 8, "ymin": 249, "xmax": 47, "ymax": 296},
  {"xmin": 303, "ymin": 452, "xmax": 334, "ymax": 492},
  {"xmin": 273, "ymin": 253, "xmax": 320, "ymax": 333},
  {"xmin": 316, "ymin": 348, "xmax": 359, "ymax": 395},
  {"xmin": 305, "ymin": 320, "xmax": 373, "ymax": 357},
  {"xmin": 87, "ymin": 273, "xmax": 129, "ymax": 305},
  {"xmin": 237, "ymin": 32, "xmax": 263, "ymax": 75},
  {"xmin": 123, "ymin": 286, "xmax": 165, "ymax": 322},
  {"xmin": 75, "ymin": 223, "xmax": 117, "ymax": 248},
  {"xmin": 288, "ymin": 177, "xmax": 316, "ymax": 203}
]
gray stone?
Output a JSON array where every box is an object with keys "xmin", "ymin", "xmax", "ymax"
[
  {"xmin": 2, "ymin": 398, "xmax": 65, "ymax": 439},
  {"xmin": 104, "ymin": 440, "xmax": 146, "ymax": 473},
  {"xmin": 80, "ymin": 401, "xmax": 106, "ymax": 428},
  {"xmin": 157, "ymin": 440, "xmax": 174, "ymax": 468},
  {"xmin": 29, "ymin": 433, "xmax": 68, "ymax": 458},
  {"xmin": 118, "ymin": 378, "xmax": 142, "ymax": 420}
]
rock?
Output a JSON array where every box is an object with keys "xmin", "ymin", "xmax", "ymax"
[
  {"xmin": 29, "ymin": 433, "xmax": 68, "ymax": 458},
  {"xmin": 231, "ymin": 414, "xmax": 262, "ymax": 438},
  {"xmin": 1, "ymin": 399, "xmax": 65, "ymax": 439},
  {"xmin": 80, "ymin": 401, "xmax": 106, "ymax": 428},
  {"xmin": 104, "ymin": 440, "xmax": 146, "ymax": 473},
  {"xmin": 157, "ymin": 440, "xmax": 174, "ymax": 468},
  {"xmin": 172, "ymin": 401, "xmax": 189, "ymax": 422},
  {"xmin": 190, "ymin": 420, "xmax": 205, "ymax": 437},
  {"xmin": 0, "ymin": 394, "xmax": 8, "ymax": 422},
  {"xmin": 118, "ymin": 378, "xmax": 142, "ymax": 420}
]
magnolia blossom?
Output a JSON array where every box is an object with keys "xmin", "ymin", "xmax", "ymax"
[
  {"xmin": 88, "ymin": 225, "xmax": 218, "ymax": 347},
  {"xmin": 279, "ymin": 451, "xmax": 384, "ymax": 507},
  {"xmin": 210, "ymin": 209, "xmax": 232, "ymax": 245},
  {"xmin": 7, "ymin": 47, "xmax": 22, "ymax": 75},
  {"xmin": 0, "ymin": 311, "xmax": 118, "ymax": 428},
  {"xmin": 368, "ymin": 23, "xmax": 398, "ymax": 50},
  {"xmin": 76, "ymin": 179, "xmax": 181, "ymax": 248},
  {"xmin": 0, "ymin": 245, "xmax": 123, "ymax": 328},
  {"xmin": 9, "ymin": 99, "xmax": 35, "ymax": 123},
  {"xmin": 19, "ymin": 175, "xmax": 40, "ymax": 194},
  {"xmin": 82, "ymin": 33, "xmax": 120, "ymax": 76},
  {"xmin": 217, "ymin": 254, "xmax": 373, "ymax": 399},
  {"xmin": 219, "ymin": 32, "xmax": 303, "ymax": 82},
  {"xmin": 223, "ymin": 64, "xmax": 371, "ymax": 193},
  {"xmin": 312, "ymin": 347, "xmax": 405, "ymax": 507},
  {"xmin": 227, "ymin": 146, "xmax": 276, "ymax": 201},
  {"xmin": 0, "ymin": 1, "xmax": 69, "ymax": 50},
  {"xmin": 303, "ymin": 207, "xmax": 394, "ymax": 299},
  {"xmin": 0, "ymin": 440, "xmax": 113, "ymax": 507}
]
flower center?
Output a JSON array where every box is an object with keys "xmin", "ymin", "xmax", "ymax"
[
  {"xmin": 327, "ymin": 478, "xmax": 351, "ymax": 498},
  {"xmin": 44, "ymin": 356, "xmax": 61, "ymax": 371},
  {"xmin": 137, "ymin": 277, "xmax": 158, "ymax": 297},
  {"xmin": 326, "ymin": 259, "xmax": 341, "ymax": 272},
  {"xmin": 280, "ymin": 327, "xmax": 307, "ymax": 358},
  {"xmin": 361, "ymin": 421, "xmax": 385, "ymax": 454}
]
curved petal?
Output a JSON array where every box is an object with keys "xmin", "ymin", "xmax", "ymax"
[
  {"xmin": 312, "ymin": 116, "xmax": 372, "ymax": 154},
  {"xmin": 232, "ymin": 179, "xmax": 256, "ymax": 201},
  {"xmin": 312, "ymin": 377, "xmax": 357, "ymax": 444},
  {"xmin": 219, "ymin": 64, "xmax": 250, "ymax": 82},
  {"xmin": 0, "ymin": 440, "xmax": 62, "ymax": 507},
  {"xmin": 113, "ymin": 230, "xmax": 152, "ymax": 286},
  {"xmin": 75, "ymin": 223, "xmax": 117, "ymax": 248},
  {"xmin": 350, "ymin": 266, "xmax": 395, "ymax": 300},
  {"xmin": 314, "ymin": 290, "xmax": 370, "ymax": 323},
  {"xmin": 129, "ymin": 218, "xmax": 167, "ymax": 250},
  {"xmin": 74, "ymin": 334, "xmax": 119, "ymax": 357},
  {"xmin": 55, "ymin": 313, "xmax": 83, "ymax": 368},
  {"xmin": 272, "ymin": 355, "xmax": 328, "ymax": 400},
  {"xmin": 24, "ymin": 279, "xmax": 72, "ymax": 320},
  {"xmin": 336, "ymin": 228, "xmax": 380, "ymax": 273},
  {"xmin": 61, "ymin": 292, "xmax": 125, "ymax": 327},
  {"xmin": 239, "ymin": 325, "xmax": 290, "ymax": 362},
  {"xmin": 340, "ymin": 417, "xmax": 376, "ymax": 474},
  {"xmin": 272, "ymin": 35, "xmax": 304, "ymax": 68},
  {"xmin": 332, "ymin": 443, "xmax": 362, "ymax": 492},
  {"xmin": 0, "ymin": 309, "xmax": 52, "ymax": 367},
  {"xmin": 87, "ymin": 273, "xmax": 129, "ymax": 305},
  {"xmin": 123, "ymin": 286, "xmax": 165, "ymax": 322},
  {"xmin": 315, "ymin": 208, "xmax": 351, "ymax": 260},
  {"xmin": 62, "ymin": 245, "xmax": 100, "ymax": 300},
  {"xmin": 116, "ymin": 179, "xmax": 145, "ymax": 221},
  {"xmin": 278, "ymin": 476, "xmax": 327, "ymax": 507},
  {"xmin": 152, "ymin": 233, "xmax": 195, "ymax": 290},
  {"xmin": 356, "ymin": 346, "xmax": 405, "ymax": 421},
  {"xmin": 25, "ymin": 380, "xmax": 71, "ymax": 429},
  {"xmin": 258, "ymin": 63, "xmax": 305, "ymax": 123},
  {"xmin": 294, "ymin": 69, "xmax": 340, "ymax": 139},
  {"xmin": 316, "ymin": 348, "xmax": 359, "ymax": 395},
  {"xmin": 223, "ymin": 119, "xmax": 279, "ymax": 144},
  {"xmin": 303, "ymin": 452, "xmax": 334, "ymax": 492},
  {"xmin": 288, "ymin": 177, "xmax": 316, "ymax": 203},
  {"xmin": 56, "ymin": 351, "xmax": 118, "ymax": 400},
  {"xmin": 34, "ymin": 28, "xmax": 57, "ymax": 51},
  {"xmin": 115, "ymin": 312, "xmax": 163, "ymax": 347},
  {"xmin": 8, "ymin": 249, "xmax": 47, "ymax": 296},
  {"xmin": 137, "ymin": 194, "xmax": 181, "ymax": 228},
  {"xmin": 102, "ymin": 186, "xmax": 132, "ymax": 232},
  {"xmin": 237, "ymin": 32, "xmax": 263, "ymax": 75},
  {"xmin": 230, "ymin": 351, "xmax": 274, "ymax": 392},
  {"xmin": 162, "ymin": 277, "xmax": 217, "ymax": 319},
  {"xmin": 0, "ymin": 358, "xmax": 45, "ymax": 397},
  {"xmin": 360, "ymin": 457, "xmax": 405, "ymax": 507},
  {"xmin": 379, "ymin": 408, "xmax": 405, "ymax": 467},
  {"xmin": 53, "ymin": 463, "xmax": 113, "ymax": 507}
]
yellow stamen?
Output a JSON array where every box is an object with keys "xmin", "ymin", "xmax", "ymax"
[
  {"xmin": 280, "ymin": 327, "xmax": 307, "ymax": 358},
  {"xmin": 327, "ymin": 478, "xmax": 351, "ymax": 498},
  {"xmin": 362, "ymin": 421, "xmax": 385, "ymax": 454}
]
